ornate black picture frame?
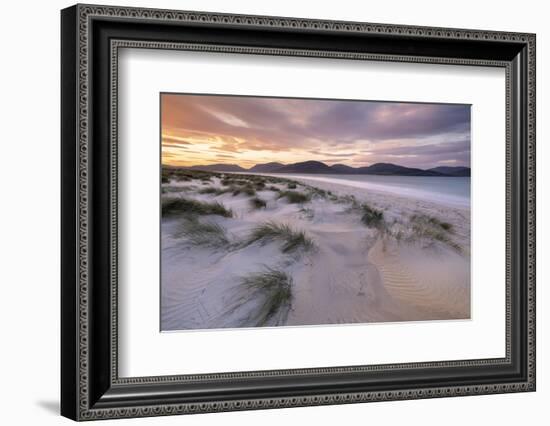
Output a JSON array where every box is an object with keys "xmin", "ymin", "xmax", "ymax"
[{"xmin": 61, "ymin": 4, "xmax": 536, "ymax": 421}]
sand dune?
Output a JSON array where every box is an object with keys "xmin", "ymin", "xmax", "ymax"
[
  {"xmin": 368, "ymin": 237, "xmax": 470, "ymax": 320},
  {"xmin": 160, "ymin": 170, "xmax": 470, "ymax": 331}
]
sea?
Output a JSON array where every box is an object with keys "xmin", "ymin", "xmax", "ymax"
[{"xmin": 271, "ymin": 174, "xmax": 471, "ymax": 208}]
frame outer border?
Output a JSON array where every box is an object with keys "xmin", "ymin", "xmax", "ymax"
[{"xmin": 68, "ymin": 3, "xmax": 536, "ymax": 420}]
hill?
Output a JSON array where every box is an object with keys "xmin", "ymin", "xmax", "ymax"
[
  {"xmin": 273, "ymin": 161, "xmax": 336, "ymax": 174},
  {"xmin": 358, "ymin": 163, "xmax": 445, "ymax": 176},
  {"xmin": 428, "ymin": 166, "xmax": 471, "ymax": 177},
  {"xmin": 248, "ymin": 162, "xmax": 286, "ymax": 173}
]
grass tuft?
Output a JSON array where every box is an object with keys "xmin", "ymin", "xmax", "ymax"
[
  {"xmin": 249, "ymin": 197, "xmax": 267, "ymax": 210},
  {"xmin": 198, "ymin": 187, "xmax": 220, "ymax": 195},
  {"xmin": 162, "ymin": 186, "xmax": 195, "ymax": 194},
  {"xmin": 198, "ymin": 187, "xmax": 232, "ymax": 196},
  {"xmin": 246, "ymin": 222, "xmax": 315, "ymax": 253},
  {"xmin": 162, "ymin": 168, "xmax": 218, "ymax": 183},
  {"xmin": 360, "ymin": 204, "xmax": 384, "ymax": 228},
  {"xmin": 239, "ymin": 268, "xmax": 293, "ymax": 326},
  {"xmin": 242, "ymin": 185, "xmax": 256, "ymax": 196},
  {"xmin": 175, "ymin": 217, "xmax": 229, "ymax": 248},
  {"xmin": 421, "ymin": 215, "xmax": 453, "ymax": 231},
  {"xmin": 162, "ymin": 197, "xmax": 232, "ymax": 218},
  {"xmin": 337, "ymin": 194, "xmax": 359, "ymax": 207},
  {"xmin": 309, "ymin": 187, "xmax": 330, "ymax": 199},
  {"xmin": 231, "ymin": 184, "xmax": 256, "ymax": 197},
  {"xmin": 277, "ymin": 190, "xmax": 310, "ymax": 204},
  {"xmin": 409, "ymin": 214, "xmax": 460, "ymax": 251}
]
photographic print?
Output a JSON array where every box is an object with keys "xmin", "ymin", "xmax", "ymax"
[{"xmin": 160, "ymin": 93, "xmax": 471, "ymax": 331}]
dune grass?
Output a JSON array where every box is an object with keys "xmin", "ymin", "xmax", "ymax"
[
  {"xmin": 410, "ymin": 214, "xmax": 454, "ymax": 233},
  {"xmin": 409, "ymin": 214, "xmax": 460, "ymax": 251},
  {"xmin": 246, "ymin": 222, "xmax": 315, "ymax": 253},
  {"xmin": 162, "ymin": 185, "xmax": 197, "ymax": 194},
  {"xmin": 411, "ymin": 214, "xmax": 453, "ymax": 232},
  {"xmin": 162, "ymin": 197, "xmax": 232, "ymax": 218},
  {"xmin": 242, "ymin": 185, "xmax": 257, "ymax": 196},
  {"xmin": 175, "ymin": 217, "xmax": 229, "ymax": 248},
  {"xmin": 239, "ymin": 268, "xmax": 293, "ymax": 326},
  {"xmin": 162, "ymin": 169, "xmax": 191, "ymax": 182},
  {"xmin": 198, "ymin": 187, "xmax": 221, "ymax": 195},
  {"xmin": 277, "ymin": 190, "xmax": 310, "ymax": 204},
  {"xmin": 221, "ymin": 178, "xmax": 258, "ymax": 197},
  {"xmin": 170, "ymin": 175, "xmax": 191, "ymax": 182},
  {"xmin": 221, "ymin": 177, "xmax": 247, "ymax": 186},
  {"xmin": 360, "ymin": 204, "xmax": 384, "ymax": 228},
  {"xmin": 162, "ymin": 168, "xmax": 214, "ymax": 182},
  {"xmin": 307, "ymin": 186, "xmax": 331, "ymax": 199},
  {"xmin": 221, "ymin": 178, "xmax": 235, "ymax": 186},
  {"xmin": 208, "ymin": 172, "xmax": 301, "ymax": 196},
  {"xmin": 337, "ymin": 194, "xmax": 359, "ymax": 207},
  {"xmin": 231, "ymin": 185, "xmax": 256, "ymax": 197},
  {"xmin": 198, "ymin": 187, "xmax": 233, "ymax": 196},
  {"xmin": 249, "ymin": 197, "xmax": 267, "ymax": 210}
]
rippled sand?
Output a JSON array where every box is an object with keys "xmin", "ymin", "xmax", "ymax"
[{"xmin": 161, "ymin": 173, "xmax": 470, "ymax": 331}]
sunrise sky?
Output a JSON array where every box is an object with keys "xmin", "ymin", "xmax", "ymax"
[{"xmin": 161, "ymin": 94, "xmax": 471, "ymax": 170}]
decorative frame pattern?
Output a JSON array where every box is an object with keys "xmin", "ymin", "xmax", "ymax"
[
  {"xmin": 61, "ymin": 4, "xmax": 536, "ymax": 421},
  {"xmin": 110, "ymin": 40, "xmax": 511, "ymax": 384}
]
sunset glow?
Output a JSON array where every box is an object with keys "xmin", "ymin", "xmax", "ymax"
[{"xmin": 161, "ymin": 94, "xmax": 471, "ymax": 169}]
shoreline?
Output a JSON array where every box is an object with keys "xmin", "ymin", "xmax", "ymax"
[
  {"xmin": 246, "ymin": 172, "xmax": 470, "ymax": 210},
  {"xmin": 281, "ymin": 174, "xmax": 470, "ymax": 250},
  {"xmin": 286, "ymin": 174, "xmax": 469, "ymax": 207}
]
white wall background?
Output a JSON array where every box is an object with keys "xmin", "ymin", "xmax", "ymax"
[{"xmin": 0, "ymin": 0, "xmax": 546, "ymax": 424}]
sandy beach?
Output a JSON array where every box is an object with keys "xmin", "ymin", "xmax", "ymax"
[{"xmin": 160, "ymin": 169, "xmax": 470, "ymax": 331}]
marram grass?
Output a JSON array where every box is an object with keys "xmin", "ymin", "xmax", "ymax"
[
  {"xmin": 246, "ymin": 221, "xmax": 315, "ymax": 253},
  {"xmin": 239, "ymin": 268, "xmax": 293, "ymax": 327},
  {"xmin": 162, "ymin": 197, "xmax": 232, "ymax": 218},
  {"xmin": 277, "ymin": 190, "xmax": 310, "ymax": 204},
  {"xmin": 175, "ymin": 217, "xmax": 229, "ymax": 248}
]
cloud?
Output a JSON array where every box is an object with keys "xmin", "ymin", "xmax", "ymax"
[
  {"xmin": 161, "ymin": 94, "xmax": 470, "ymax": 168},
  {"xmin": 369, "ymin": 139, "xmax": 470, "ymax": 156},
  {"xmin": 199, "ymin": 106, "xmax": 251, "ymax": 128},
  {"xmin": 309, "ymin": 102, "xmax": 470, "ymax": 142},
  {"xmin": 309, "ymin": 150, "xmax": 358, "ymax": 157},
  {"xmin": 162, "ymin": 143, "xmax": 189, "ymax": 150}
]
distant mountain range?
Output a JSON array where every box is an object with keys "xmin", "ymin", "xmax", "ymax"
[{"xmin": 186, "ymin": 161, "xmax": 470, "ymax": 177}]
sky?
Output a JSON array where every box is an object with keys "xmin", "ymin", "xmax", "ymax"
[{"xmin": 161, "ymin": 93, "xmax": 471, "ymax": 170}]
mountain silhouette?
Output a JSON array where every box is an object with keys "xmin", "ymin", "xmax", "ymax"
[{"xmin": 186, "ymin": 161, "xmax": 470, "ymax": 176}]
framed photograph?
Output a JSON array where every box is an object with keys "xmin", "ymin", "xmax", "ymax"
[{"xmin": 61, "ymin": 4, "xmax": 536, "ymax": 421}]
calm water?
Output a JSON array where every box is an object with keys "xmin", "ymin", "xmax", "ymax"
[{"xmin": 276, "ymin": 174, "xmax": 471, "ymax": 208}]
